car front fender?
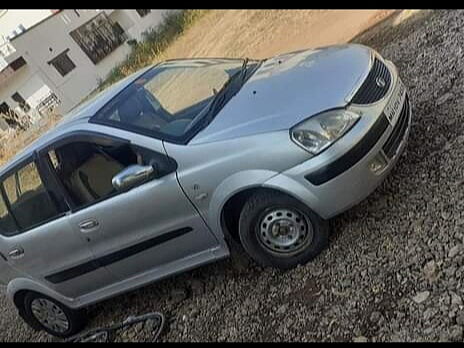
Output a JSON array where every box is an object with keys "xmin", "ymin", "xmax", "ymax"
[{"xmin": 207, "ymin": 169, "xmax": 280, "ymax": 241}]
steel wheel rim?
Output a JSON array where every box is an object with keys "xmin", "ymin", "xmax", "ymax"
[
  {"xmin": 257, "ymin": 207, "xmax": 313, "ymax": 255},
  {"xmin": 31, "ymin": 298, "xmax": 69, "ymax": 333}
]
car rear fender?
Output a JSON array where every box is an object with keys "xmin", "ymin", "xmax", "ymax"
[{"xmin": 7, "ymin": 277, "xmax": 79, "ymax": 309}]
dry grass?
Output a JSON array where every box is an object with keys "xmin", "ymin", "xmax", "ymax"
[{"xmin": 0, "ymin": 112, "xmax": 61, "ymax": 167}]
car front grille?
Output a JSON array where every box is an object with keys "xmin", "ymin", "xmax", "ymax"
[
  {"xmin": 382, "ymin": 94, "xmax": 410, "ymax": 158},
  {"xmin": 351, "ymin": 58, "xmax": 392, "ymax": 104}
]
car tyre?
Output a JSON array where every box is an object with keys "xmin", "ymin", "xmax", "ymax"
[
  {"xmin": 238, "ymin": 190, "xmax": 329, "ymax": 270},
  {"xmin": 22, "ymin": 292, "xmax": 86, "ymax": 338}
]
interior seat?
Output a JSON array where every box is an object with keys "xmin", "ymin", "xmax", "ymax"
[
  {"xmin": 69, "ymin": 152, "xmax": 125, "ymax": 205},
  {"xmin": 11, "ymin": 188, "xmax": 56, "ymax": 229},
  {"xmin": 56, "ymin": 143, "xmax": 125, "ymax": 206}
]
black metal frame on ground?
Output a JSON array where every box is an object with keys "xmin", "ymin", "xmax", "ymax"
[{"xmin": 65, "ymin": 312, "xmax": 165, "ymax": 342}]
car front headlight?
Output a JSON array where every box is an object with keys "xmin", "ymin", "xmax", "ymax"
[{"xmin": 291, "ymin": 109, "xmax": 360, "ymax": 155}]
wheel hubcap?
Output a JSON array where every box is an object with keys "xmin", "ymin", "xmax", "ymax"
[
  {"xmin": 31, "ymin": 298, "xmax": 69, "ymax": 333},
  {"xmin": 257, "ymin": 208, "xmax": 313, "ymax": 255}
]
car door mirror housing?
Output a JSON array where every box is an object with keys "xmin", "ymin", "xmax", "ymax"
[{"xmin": 112, "ymin": 164, "xmax": 156, "ymax": 191}]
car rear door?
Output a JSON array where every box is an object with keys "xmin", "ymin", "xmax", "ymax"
[
  {"xmin": 39, "ymin": 129, "xmax": 220, "ymax": 286},
  {"xmin": 0, "ymin": 154, "xmax": 116, "ymax": 299}
]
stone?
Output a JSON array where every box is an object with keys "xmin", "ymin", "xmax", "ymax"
[
  {"xmin": 370, "ymin": 311, "xmax": 382, "ymax": 323},
  {"xmin": 134, "ymin": 322, "xmax": 144, "ymax": 333},
  {"xmin": 448, "ymin": 245, "xmax": 462, "ymax": 258},
  {"xmin": 450, "ymin": 292, "xmax": 463, "ymax": 306},
  {"xmin": 424, "ymin": 327, "xmax": 434, "ymax": 335},
  {"xmin": 437, "ymin": 92, "xmax": 452, "ymax": 105},
  {"xmin": 449, "ymin": 325, "xmax": 463, "ymax": 342},
  {"xmin": 412, "ymin": 291, "xmax": 430, "ymax": 304},
  {"xmin": 423, "ymin": 260, "xmax": 438, "ymax": 281},
  {"xmin": 456, "ymin": 312, "xmax": 464, "ymax": 326},
  {"xmin": 353, "ymin": 336, "xmax": 368, "ymax": 342},
  {"xmin": 277, "ymin": 304, "xmax": 288, "ymax": 315}
]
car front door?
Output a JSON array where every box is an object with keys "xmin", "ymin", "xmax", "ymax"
[
  {"xmin": 39, "ymin": 130, "xmax": 220, "ymax": 288},
  {"xmin": 0, "ymin": 155, "xmax": 116, "ymax": 299}
]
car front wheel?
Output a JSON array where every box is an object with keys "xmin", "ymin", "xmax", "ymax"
[{"xmin": 238, "ymin": 190, "xmax": 329, "ymax": 270}]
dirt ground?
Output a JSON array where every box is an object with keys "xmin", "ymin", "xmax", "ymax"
[{"xmin": 160, "ymin": 10, "xmax": 395, "ymax": 60}]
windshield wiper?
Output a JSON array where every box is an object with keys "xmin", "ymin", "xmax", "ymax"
[
  {"xmin": 212, "ymin": 58, "xmax": 249, "ymax": 104},
  {"xmin": 238, "ymin": 57, "xmax": 249, "ymax": 82},
  {"xmin": 199, "ymin": 58, "xmax": 250, "ymax": 128}
]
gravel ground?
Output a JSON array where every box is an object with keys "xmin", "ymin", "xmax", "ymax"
[{"xmin": 1, "ymin": 9, "xmax": 464, "ymax": 342}]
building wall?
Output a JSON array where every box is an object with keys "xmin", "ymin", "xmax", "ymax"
[
  {"xmin": 0, "ymin": 9, "xmax": 171, "ymax": 122},
  {"xmin": 10, "ymin": 11, "xmax": 101, "ymax": 112},
  {"xmin": 0, "ymin": 65, "xmax": 47, "ymax": 122},
  {"xmin": 118, "ymin": 10, "xmax": 173, "ymax": 42}
]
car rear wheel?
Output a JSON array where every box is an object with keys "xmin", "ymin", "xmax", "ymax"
[
  {"xmin": 238, "ymin": 190, "xmax": 329, "ymax": 270},
  {"xmin": 22, "ymin": 292, "xmax": 86, "ymax": 338}
]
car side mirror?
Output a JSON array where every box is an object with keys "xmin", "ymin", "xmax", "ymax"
[{"xmin": 112, "ymin": 164, "xmax": 156, "ymax": 191}]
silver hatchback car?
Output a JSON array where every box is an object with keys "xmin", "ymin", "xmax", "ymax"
[{"xmin": 0, "ymin": 44, "xmax": 411, "ymax": 337}]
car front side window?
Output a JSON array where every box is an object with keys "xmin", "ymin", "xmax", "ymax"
[{"xmin": 45, "ymin": 136, "xmax": 173, "ymax": 211}]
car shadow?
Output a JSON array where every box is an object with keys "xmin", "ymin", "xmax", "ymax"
[{"xmin": 82, "ymin": 249, "xmax": 263, "ymax": 337}]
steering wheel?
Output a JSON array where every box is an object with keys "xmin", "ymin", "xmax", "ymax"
[{"xmin": 140, "ymin": 89, "xmax": 172, "ymax": 122}]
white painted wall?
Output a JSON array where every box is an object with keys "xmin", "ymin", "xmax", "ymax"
[
  {"xmin": 10, "ymin": 12, "xmax": 101, "ymax": 112},
  {"xmin": 117, "ymin": 10, "xmax": 173, "ymax": 41},
  {"xmin": 0, "ymin": 9, "xmax": 53, "ymax": 40},
  {"xmin": 0, "ymin": 65, "xmax": 46, "ymax": 121}
]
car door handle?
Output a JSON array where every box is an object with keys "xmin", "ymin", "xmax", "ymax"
[
  {"xmin": 8, "ymin": 247, "xmax": 24, "ymax": 259},
  {"xmin": 79, "ymin": 219, "xmax": 100, "ymax": 232}
]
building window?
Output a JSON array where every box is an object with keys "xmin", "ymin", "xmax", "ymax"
[
  {"xmin": 11, "ymin": 92, "xmax": 31, "ymax": 112},
  {"xmin": 136, "ymin": 9, "xmax": 151, "ymax": 17},
  {"xmin": 10, "ymin": 57, "xmax": 27, "ymax": 71},
  {"xmin": 48, "ymin": 49, "xmax": 76, "ymax": 77},
  {"xmin": 70, "ymin": 12, "xmax": 127, "ymax": 65}
]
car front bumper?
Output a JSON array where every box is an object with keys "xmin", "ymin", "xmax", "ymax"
[{"xmin": 264, "ymin": 60, "xmax": 412, "ymax": 219}]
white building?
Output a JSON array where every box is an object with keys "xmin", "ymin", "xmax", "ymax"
[{"xmin": 0, "ymin": 9, "xmax": 170, "ymax": 128}]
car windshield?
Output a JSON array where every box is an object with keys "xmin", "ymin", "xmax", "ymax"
[{"xmin": 93, "ymin": 58, "xmax": 256, "ymax": 142}]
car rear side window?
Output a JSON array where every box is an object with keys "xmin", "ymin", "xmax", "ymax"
[{"xmin": 1, "ymin": 161, "xmax": 61, "ymax": 234}]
